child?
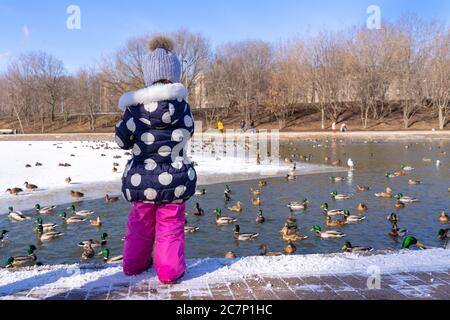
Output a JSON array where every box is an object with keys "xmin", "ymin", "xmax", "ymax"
[{"xmin": 115, "ymin": 36, "xmax": 197, "ymax": 284}]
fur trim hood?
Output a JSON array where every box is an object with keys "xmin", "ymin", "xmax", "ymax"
[{"xmin": 118, "ymin": 83, "xmax": 188, "ymax": 111}]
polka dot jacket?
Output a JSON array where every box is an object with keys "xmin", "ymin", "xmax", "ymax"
[{"xmin": 115, "ymin": 83, "xmax": 197, "ymax": 204}]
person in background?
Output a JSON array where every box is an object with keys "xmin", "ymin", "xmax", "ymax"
[
  {"xmin": 240, "ymin": 119, "xmax": 246, "ymax": 132},
  {"xmin": 249, "ymin": 119, "xmax": 255, "ymax": 133},
  {"xmin": 217, "ymin": 120, "xmax": 224, "ymax": 133},
  {"xmin": 331, "ymin": 122, "xmax": 337, "ymax": 134},
  {"xmin": 340, "ymin": 123, "xmax": 348, "ymax": 132}
]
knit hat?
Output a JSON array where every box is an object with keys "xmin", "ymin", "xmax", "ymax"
[{"xmin": 143, "ymin": 36, "xmax": 181, "ymax": 87}]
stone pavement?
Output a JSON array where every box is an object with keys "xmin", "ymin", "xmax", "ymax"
[{"xmin": 5, "ymin": 269, "xmax": 450, "ymax": 300}]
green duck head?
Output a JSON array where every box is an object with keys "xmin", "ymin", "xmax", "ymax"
[
  {"xmin": 330, "ymin": 191, "xmax": 338, "ymax": 196},
  {"xmin": 8, "ymin": 207, "xmax": 13, "ymax": 212},
  {"xmin": 321, "ymin": 203, "xmax": 329, "ymax": 210},
  {"xmin": 388, "ymin": 213, "xmax": 397, "ymax": 222},
  {"xmin": 67, "ymin": 205, "xmax": 76, "ymax": 211},
  {"xmin": 343, "ymin": 210, "xmax": 351, "ymax": 217},
  {"xmin": 101, "ymin": 233, "xmax": 109, "ymax": 241},
  {"xmin": 311, "ymin": 225, "xmax": 322, "ymax": 232},
  {"xmin": 303, "ymin": 198, "xmax": 309, "ymax": 204},
  {"xmin": 329, "ymin": 176, "xmax": 335, "ymax": 181},
  {"xmin": 35, "ymin": 217, "xmax": 43, "ymax": 225},
  {"xmin": 402, "ymin": 236, "xmax": 425, "ymax": 249},
  {"xmin": 36, "ymin": 224, "xmax": 44, "ymax": 235},
  {"xmin": 395, "ymin": 193, "xmax": 404, "ymax": 199},
  {"xmin": 35, "ymin": 204, "xmax": 41, "ymax": 210},
  {"xmin": 99, "ymin": 248, "xmax": 110, "ymax": 259},
  {"xmin": 392, "ymin": 222, "xmax": 399, "ymax": 230},
  {"xmin": 27, "ymin": 245, "xmax": 37, "ymax": 254},
  {"xmin": 215, "ymin": 208, "xmax": 222, "ymax": 215},
  {"xmin": 257, "ymin": 210, "xmax": 263, "ymax": 216},
  {"xmin": 342, "ymin": 241, "xmax": 352, "ymax": 251},
  {"xmin": 438, "ymin": 229, "xmax": 448, "ymax": 240},
  {"xmin": 5, "ymin": 257, "xmax": 14, "ymax": 266},
  {"xmin": 385, "ymin": 172, "xmax": 393, "ymax": 178},
  {"xmin": 59, "ymin": 212, "xmax": 68, "ymax": 219},
  {"xmin": 234, "ymin": 225, "xmax": 241, "ymax": 233},
  {"xmin": 1, "ymin": 230, "xmax": 8, "ymax": 236},
  {"xmin": 400, "ymin": 164, "xmax": 406, "ymax": 169}
]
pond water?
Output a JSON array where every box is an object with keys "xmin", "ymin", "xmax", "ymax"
[{"xmin": 1, "ymin": 138, "xmax": 448, "ymax": 265}]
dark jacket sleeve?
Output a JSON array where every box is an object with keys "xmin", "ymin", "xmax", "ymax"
[{"xmin": 115, "ymin": 108, "xmax": 135, "ymax": 150}]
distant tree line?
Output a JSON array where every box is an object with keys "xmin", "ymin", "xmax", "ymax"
[{"xmin": 0, "ymin": 15, "xmax": 448, "ymax": 133}]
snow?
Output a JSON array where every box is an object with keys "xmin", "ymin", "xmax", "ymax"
[
  {"xmin": 0, "ymin": 249, "xmax": 448, "ymax": 299},
  {"xmin": 0, "ymin": 140, "xmax": 342, "ymax": 212}
]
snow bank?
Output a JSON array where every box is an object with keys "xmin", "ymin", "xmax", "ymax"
[{"xmin": 0, "ymin": 249, "xmax": 448, "ymax": 299}]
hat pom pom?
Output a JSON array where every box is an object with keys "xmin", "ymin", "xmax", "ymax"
[{"xmin": 148, "ymin": 36, "xmax": 175, "ymax": 52}]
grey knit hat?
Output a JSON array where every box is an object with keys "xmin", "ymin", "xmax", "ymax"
[{"xmin": 143, "ymin": 36, "xmax": 181, "ymax": 87}]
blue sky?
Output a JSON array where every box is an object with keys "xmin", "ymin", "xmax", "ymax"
[{"xmin": 0, "ymin": 0, "xmax": 449, "ymax": 73}]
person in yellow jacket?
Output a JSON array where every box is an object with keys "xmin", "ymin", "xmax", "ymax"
[{"xmin": 217, "ymin": 121, "xmax": 224, "ymax": 133}]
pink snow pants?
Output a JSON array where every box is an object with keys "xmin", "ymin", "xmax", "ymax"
[{"xmin": 123, "ymin": 202, "xmax": 186, "ymax": 283}]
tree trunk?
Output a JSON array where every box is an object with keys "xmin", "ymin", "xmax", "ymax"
[
  {"xmin": 321, "ymin": 107, "xmax": 325, "ymax": 130},
  {"xmin": 438, "ymin": 105, "xmax": 446, "ymax": 130}
]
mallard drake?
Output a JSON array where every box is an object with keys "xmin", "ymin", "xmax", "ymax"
[
  {"xmin": 343, "ymin": 210, "xmax": 366, "ymax": 223},
  {"xmin": 287, "ymin": 199, "xmax": 308, "ymax": 211},
  {"xmin": 389, "ymin": 223, "xmax": 408, "ymax": 238},
  {"xmin": 8, "ymin": 207, "xmax": 30, "ymax": 221},
  {"xmin": 341, "ymin": 241, "xmax": 373, "ymax": 253},
  {"xmin": 81, "ymin": 241, "xmax": 95, "ymax": 260},
  {"xmin": 195, "ymin": 189, "xmax": 207, "ymax": 196},
  {"xmin": 215, "ymin": 208, "xmax": 237, "ymax": 225},
  {"xmin": 258, "ymin": 180, "xmax": 267, "ymax": 187},
  {"xmin": 184, "ymin": 220, "xmax": 199, "ymax": 233},
  {"xmin": 228, "ymin": 201, "xmax": 242, "ymax": 213},
  {"xmin": 90, "ymin": 217, "xmax": 102, "ymax": 227},
  {"xmin": 99, "ymin": 248, "xmax": 123, "ymax": 263},
  {"xmin": 326, "ymin": 216, "xmax": 347, "ymax": 227},
  {"xmin": 233, "ymin": 225, "xmax": 259, "ymax": 241},
  {"xmin": 330, "ymin": 191, "xmax": 351, "ymax": 200},
  {"xmin": 438, "ymin": 229, "xmax": 449, "ymax": 240},
  {"xmin": 387, "ymin": 213, "xmax": 399, "ymax": 223},
  {"xmin": 60, "ymin": 212, "xmax": 86, "ymax": 224},
  {"xmin": 0, "ymin": 230, "xmax": 8, "ymax": 242},
  {"xmin": 5, "ymin": 188, "xmax": 23, "ymax": 195},
  {"xmin": 357, "ymin": 203, "xmax": 368, "ymax": 211},
  {"xmin": 356, "ymin": 185, "xmax": 370, "ymax": 192},
  {"xmin": 400, "ymin": 164, "xmax": 415, "ymax": 171},
  {"xmin": 194, "ymin": 203, "xmax": 204, "ymax": 216},
  {"xmin": 394, "ymin": 193, "xmax": 418, "ymax": 203},
  {"xmin": 375, "ymin": 187, "xmax": 393, "ymax": 198},
  {"xmin": 259, "ymin": 244, "xmax": 282, "ymax": 256},
  {"xmin": 36, "ymin": 224, "xmax": 63, "ymax": 241},
  {"xmin": 402, "ymin": 236, "xmax": 426, "ymax": 249},
  {"xmin": 35, "ymin": 204, "xmax": 56, "ymax": 214},
  {"xmin": 439, "ymin": 211, "xmax": 449, "ymax": 223},
  {"xmin": 35, "ymin": 217, "xmax": 57, "ymax": 232},
  {"xmin": 408, "ymin": 179, "xmax": 421, "ymax": 185},
  {"xmin": 284, "ymin": 241, "xmax": 296, "ymax": 255},
  {"xmin": 250, "ymin": 188, "xmax": 261, "ymax": 196},
  {"xmin": 251, "ymin": 197, "xmax": 261, "ymax": 206},
  {"xmin": 24, "ymin": 182, "xmax": 38, "ymax": 190},
  {"xmin": 70, "ymin": 190, "xmax": 84, "ymax": 198},
  {"xmin": 225, "ymin": 251, "xmax": 237, "ymax": 259},
  {"xmin": 395, "ymin": 200, "xmax": 406, "ymax": 209},
  {"xmin": 105, "ymin": 194, "xmax": 119, "ymax": 203},
  {"xmin": 78, "ymin": 233, "xmax": 109, "ymax": 248},
  {"xmin": 67, "ymin": 205, "xmax": 95, "ymax": 217},
  {"xmin": 321, "ymin": 203, "xmax": 345, "ymax": 216},
  {"xmin": 310, "ymin": 225, "xmax": 346, "ymax": 239},
  {"xmin": 329, "ymin": 176, "xmax": 345, "ymax": 183},
  {"xmin": 5, "ymin": 245, "xmax": 38, "ymax": 268},
  {"xmin": 256, "ymin": 210, "xmax": 265, "ymax": 223}
]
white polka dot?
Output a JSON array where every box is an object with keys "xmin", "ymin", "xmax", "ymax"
[
  {"xmin": 144, "ymin": 158, "xmax": 157, "ymax": 171},
  {"xmin": 158, "ymin": 145, "xmax": 172, "ymax": 157},
  {"xmin": 144, "ymin": 102, "xmax": 158, "ymax": 113},
  {"xmin": 184, "ymin": 115, "xmax": 193, "ymax": 127},
  {"xmin": 126, "ymin": 118, "xmax": 136, "ymax": 132},
  {"xmin": 175, "ymin": 185, "xmax": 187, "ymax": 198},
  {"xmin": 130, "ymin": 174, "xmax": 141, "ymax": 187},
  {"xmin": 172, "ymin": 129, "xmax": 187, "ymax": 142},
  {"xmin": 139, "ymin": 118, "xmax": 151, "ymax": 126},
  {"xmin": 169, "ymin": 103, "xmax": 175, "ymax": 116},
  {"xmin": 116, "ymin": 120, "xmax": 123, "ymax": 128},
  {"xmin": 158, "ymin": 172, "xmax": 173, "ymax": 186},
  {"xmin": 172, "ymin": 161, "xmax": 183, "ymax": 170},
  {"xmin": 144, "ymin": 188, "xmax": 157, "ymax": 201},
  {"xmin": 141, "ymin": 132, "xmax": 155, "ymax": 145},
  {"xmin": 126, "ymin": 189, "xmax": 132, "ymax": 201},
  {"xmin": 162, "ymin": 112, "xmax": 171, "ymax": 124},
  {"xmin": 188, "ymin": 168, "xmax": 196, "ymax": 181},
  {"xmin": 133, "ymin": 144, "xmax": 141, "ymax": 156},
  {"xmin": 115, "ymin": 136, "xmax": 124, "ymax": 147}
]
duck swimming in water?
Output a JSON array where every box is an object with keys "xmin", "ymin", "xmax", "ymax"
[
  {"xmin": 259, "ymin": 244, "xmax": 282, "ymax": 256},
  {"xmin": 233, "ymin": 225, "xmax": 259, "ymax": 241},
  {"xmin": 389, "ymin": 223, "xmax": 408, "ymax": 238},
  {"xmin": 287, "ymin": 199, "xmax": 309, "ymax": 211},
  {"xmin": 284, "ymin": 241, "xmax": 296, "ymax": 255},
  {"xmin": 439, "ymin": 211, "xmax": 449, "ymax": 223},
  {"xmin": 194, "ymin": 203, "xmax": 204, "ymax": 216},
  {"xmin": 256, "ymin": 209, "xmax": 266, "ymax": 223},
  {"xmin": 214, "ymin": 208, "xmax": 237, "ymax": 225},
  {"xmin": 310, "ymin": 226, "xmax": 346, "ymax": 239},
  {"xmin": 438, "ymin": 229, "xmax": 449, "ymax": 240},
  {"xmin": 5, "ymin": 245, "xmax": 38, "ymax": 268},
  {"xmin": 387, "ymin": 213, "xmax": 399, "ymax": 223},
  {"xmin": 394, "ymin": 193, "xmax": 418, "ymax": 203},
  {"xmin": 35, "ymin": 204, "xmax": 56, "ymax": 214},
  {"xmin": 402, "ymin": 236, "xmax": 426, "ymax": 250},
  {"xmin": 341, "ymin": 241, "xmax": 373, "ymax": 253},
  {"xmin": 330, "ymin": 191, "xmax": 351, "ymax": 200},
  {"xmin": 8, "ymin": 207, "xmax": 30, "ymax": 222},
  {"xmin": 321, "ymin": 203, "xmax": 345, "ymax": 217}
]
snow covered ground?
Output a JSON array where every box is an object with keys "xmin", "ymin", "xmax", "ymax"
[
  {"xmin": 0, "ymin": 140, "xmax": 342, "ymax": 212},
  {"xmin": 0, "ymin": 249, "xmax": 449, "ymax": 299}
]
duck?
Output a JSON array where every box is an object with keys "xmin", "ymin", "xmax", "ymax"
[
  {"xmin": 438, "ymin": 229, "xmax": 449, "ymax": 240},
  {"xmin": 259, "ymin": 244, "xmax": 282, "ymax": 256},
  {"xmin": 224, "ymin": 191, "xmax": 231, "ymax": 202},
  {"xmin": 288, "ymin": 163, "xmax": 297, "ymax": 174},
  {"xmin": 105, "ymin": 194, "xmax": 119, "ymax": 203},
  {"xmin": 0, "ymin": 230, "xmax": 8, "ymax": 242},
  {"xmin": 195, "ymin": 189, "xmax": 207, "ymax": 196},
  {"xmin": 5, "ymin": 245, "xmax": 38, "ymax": 268},
  {"xmin": 439, "ymin": 211, "xmax": 449, "ymax": 223},
  {"xmin": 400, "ymin": 164, "xmax": 415, "ymax": 171},
  {"xmin": 90, "ymin": 217, "xmax": 102, "ymax": 227},
  {"xmin": 67, "ymin": 205, "xmax": 95, "ymax": 217},
  {"xmin": 35, "ymin": 217, "xmax": 57, "ymax": 232},
  {"xmin": 330, "ymin": 191, "xmax": 351, "ymax": 200},
  {"xmin": 357, "ymin": 203, "xmax": 368, "ymax": 212},
  {"xmin": 385, "ymin": 172, "xmax": 397, "ymax": 179},
  {"xmin": 8, "ymin": 207, "xmax": 30, "ymax": 221},
  {"xmin": 5, "ymin": 188, "xmax": 23, "ymax": 195},
  {"xmin": 284, "ymin": 241, "xmax": 296, "ymax": 255},
  {"xmin": 280, "ymin": 223, "xmax": 298, "ymax": 236},
  {"xmin": 35, "ymin": 204, "xmax": 56, "ymax": 214},
  {"xmin": 251, "ymin": 197, "xmax": 261, "ymax": 206},
  {"xmin": 321, "ymin": 203, "xmax": 345, "ymax": 217},
  {"xmin": 24, "ymin": 182, "xmax": 38, "ymax": 190},
  {"xmin": 194, "ymin": 203, "xmax": 204, "ymax": 216},
  {"xmin": 341, "ymin": 241, "xmax": 373, "ymax": 253},
  {"xmin": 329, "ymin": 176, "xmax": 345, "ymax": 183},
  {"xmin": 389, "ymin": 223, "xmax": 408, "ymax": 238},
  {"xmin": 214, "ymin": 208, "xmax": 237, "ymax": 225},
  {"xmin": 402, "ymin": 236, "xmax": 426, "ymax": 250},
  {"xmin": 250, "ymin": 188, "xmax": 261, "ymax": 196},
  {"xmin": 60, "ymin": 212, "xmax": 86, "ymax": 224},
  {"xmin": 225, "ymin": 185, "xmax": 232, "ymax": 194},
  {"xmin": 356, "ymin": 185, "xmax": 370, "ymax": 192},
  {"xmin": 287, "ymin": 199, "xmax": 308, "ymax": 211},
  {"xmin": 65, "ymin": 177, "xmax": 72, "ymax": 184},
  {"xmin": 394, "ymin": 193, "xmax": 418, "ymax": 203},
  {"xmin": 256, "ymin": 209, "xmax": 266, "ymax": 223},
  {"xmin": 394, "ymin": 200, "xmax": 406, "ymax": 209},
  {"xmin": 258, "ymin": 180, "xmax": 267, "ymax": 187},
  {"xmin": 36, "ymin": 224, "xmax": 63, "ymax": 241},
  {"xmin": 285, "ymin": 174, "xmax": 296, "ymax": 181},
  {"xmin": 81, "ymin": 241, "xmax": 95, "ymax": 260},
  {"xmin": 184, "ymin": 220, "xmax": 200, "ymax": 233},
  {"xmin": 228, "ymin": 201, "xmax": 243, "ymax": 213},
  {"xmin": 325, "ymin": 216, "xmax": 347, "ymax": 227},
  {"xmin": 343, "ymin": 211, "xmax": 366, "ymax": 223},
  {"xmin": 387, "ymin": 213, "xmax": 399, "ymax": 223},
  {"xmin": 78, "ymin": 233, "xmax": 109, "ymax": 248},
  {"xmin": 310, "ymin": 225, "xmax": 346, "ymax": 239},
  {"xmin": 70, "ymin": 190, "xmax": 84, "ymax": 198},
  {"xmin": 225, "ymin": 251, "xmax": 237, "ymax": 259},
  {"xmin": 375, "ymin": 187, "xmax": 393, "ymax": 198},
  {"xmin": 347, "ymin": 158, "xmax": 355, "ymax": 169},
  {"xmin": 99, "ymin": 248, "xmax": 123, "ymax": 263},
  {"xmin": 408, "ymin": 179, "xmax": 421, "ymax": 185},
  {"xmin": 233, "ymin": 225, "xmax": 259, "ymax": 241}
]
